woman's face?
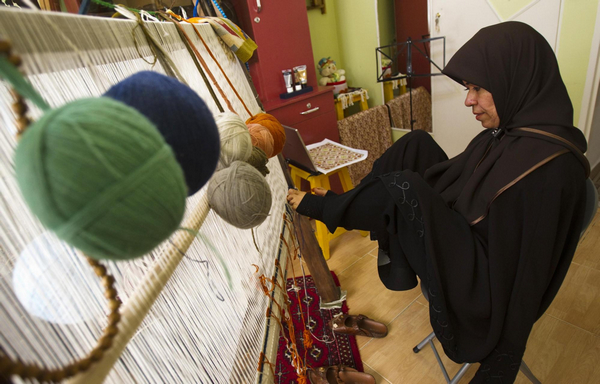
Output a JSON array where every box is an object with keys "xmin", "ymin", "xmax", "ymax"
[{"xmin": 463, "ymin": 81, "xmax": 500, "ymax": 129}]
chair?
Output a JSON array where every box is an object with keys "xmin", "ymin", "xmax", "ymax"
[
  {"xmin": 412, "ymin": 178, "xmax": 599, "ymax": 383},
  {"xmin": 383, "ymin": 78, "xmax": 407, "ymax": 103},
  {"xmin": 334, "ymin": 88, "xmax": 369, "ymax": 120}
]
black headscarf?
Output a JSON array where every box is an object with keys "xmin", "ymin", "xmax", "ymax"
[{"xmin": 425, "ymin": 21, "xmax": 589, "ymax": 224}]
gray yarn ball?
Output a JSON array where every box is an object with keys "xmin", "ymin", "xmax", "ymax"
[
  {"xmin": 207, "ymin": 161, "xmax": 272, "ymax": 229},
  {"xmin": 246, "ymin": 146, "xmax": 270, "ymax": 177}
]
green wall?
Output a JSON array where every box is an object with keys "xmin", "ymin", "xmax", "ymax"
[
  {"xmin": 378, "ymin": 0, "xmax": 396, "ymax": 48},
  {"xmin": 307, "ymin": 0, "xmax": 344, "ymax": 74},
  {"xmin": 557, "ymin": 0, "xmax": 599, "ymax": 126},
  {"xmin": 307, "ymin": 0, "xmax": 387, "ymax": 107},
  {"xmin": 307, "ymin": 0, "xmax": 598, "ymax": 125}
]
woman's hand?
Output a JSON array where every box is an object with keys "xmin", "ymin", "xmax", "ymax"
[
  {"xmin": 312, "ymin": 187, "xmax": 328, "ymax": 197},
  {"xmin": 287, "ymin": 189, "xmax": 307, "ymax": 210}
]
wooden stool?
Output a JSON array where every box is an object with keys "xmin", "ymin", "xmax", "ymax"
[
  {"xmin": 383, "ymin": 79, "xmax": 407, "ymax": 103},
  {"xmin": 334, "ymin": 91, "xmax": 369, "ymax": 120},
  {"xmin": 290, "ymin": 164, "xmax": 368, "ymax": 260}
]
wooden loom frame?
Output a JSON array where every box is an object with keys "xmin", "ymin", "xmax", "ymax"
[{"xmin": 0, "ymin": 8, "xmax": 341, "ymax": 384}]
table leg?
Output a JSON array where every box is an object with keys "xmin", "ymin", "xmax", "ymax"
[{"xmin": 335, "ymin": 100, "xmax": 344, "ymax": 120}]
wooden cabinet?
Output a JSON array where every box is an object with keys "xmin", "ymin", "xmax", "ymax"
[
  {"xmin": 233, "ymin": 0, "xmax": 339, "ymax": 143},
  {"xmin": 264, "ymin": 86, "xmax": 337, "ymax": 145}
]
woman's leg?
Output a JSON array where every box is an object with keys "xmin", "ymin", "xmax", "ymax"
[
  {"xmin": 307, "ymin": 131, "xmax": 448, "ymax": 197},
  {"xmin": 289, "ymin": 131, "xmax": 448, "ymax": 215},
  {"xmin": 363, "ymin": 130, "xmax": 448, "ymax": 183},
  {"xmin": 359, "ymin": 131, "xmax": 447, "ymax": 289}
]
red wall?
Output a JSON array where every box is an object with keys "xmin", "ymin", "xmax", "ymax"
[{"xmin": 394, "ymin": 0, "xmax": 430, "ymax": 93}]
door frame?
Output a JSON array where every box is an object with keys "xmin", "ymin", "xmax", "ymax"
[{"xmin": 579, "ymin": 0, "xmax": 600, "ymax": 140}]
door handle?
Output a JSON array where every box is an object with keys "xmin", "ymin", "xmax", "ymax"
[
  {"xmin": 300, "ymin": 107, "xmax": 320, "ymax": 115},
  {"xmin": 255, "ymin": 0, "xmax": 262, "ymax": 13}
]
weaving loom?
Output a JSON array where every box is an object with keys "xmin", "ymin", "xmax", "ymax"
[{"xmin": 0, "ymin": 8, "xmax": 300, "ymax": 383}]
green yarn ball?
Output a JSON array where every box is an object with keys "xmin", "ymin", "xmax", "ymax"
[{"xmin": 14, "ymin": 97, "xmax": 187, "ymax": 261}]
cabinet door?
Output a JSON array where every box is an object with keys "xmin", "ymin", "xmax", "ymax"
[
  {"xmin": 292, "ymin": 110, "xmax": 339, "ymax": 145},
  {"xmin": 234, "ymin": 0, "xmax": 317, "ymax": 102},
  {"xmin": 268, "ymin": 91, "xmax": 335, "ymax": 127}
]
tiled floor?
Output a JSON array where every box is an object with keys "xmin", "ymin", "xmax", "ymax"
[{"xmin": 319, "ymin": 209, "xmax": 600, "ymax": 383}]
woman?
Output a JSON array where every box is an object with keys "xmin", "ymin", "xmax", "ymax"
[{"xmin": 287, "ymin": 22, "xmax": 589, "ymax": 383}]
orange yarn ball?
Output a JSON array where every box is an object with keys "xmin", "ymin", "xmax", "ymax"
[
  {"xmin": 247, "ymin": 123, "xmax": 275, "ymax": 158},
  {"xmin": 246, "ymin": 113, "xmax": 285, "ymax": 156}
]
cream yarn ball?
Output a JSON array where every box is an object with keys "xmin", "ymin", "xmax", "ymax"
[{"xmin": 214, "ymin": 112, "xmax": 253, "ymax": 170}]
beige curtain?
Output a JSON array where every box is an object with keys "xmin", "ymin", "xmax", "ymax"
[
  {"xmin": 386, "ymin": 86, "xmax": 432, "ymax": 132},
  {"xmin": 338, "ymin": 105, "xmax": 393, "ymax": 186}
]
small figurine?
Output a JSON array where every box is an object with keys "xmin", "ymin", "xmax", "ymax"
[{"xmin": 318, "ymin": 57, "xmax": 346, "ymax": 86}]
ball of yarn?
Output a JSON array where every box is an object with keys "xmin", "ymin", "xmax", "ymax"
[
  {"xmin": 14, "ymin": 97, "xmax": 187, "ymax": 261},
  {"xmin": 104, "ymin": 71, "xmax": 220, "ymax": 196},
  {"xmin": 246, "ymin": 113, "xmax": 285, "ymax": 156},
  {"xmin": 214, "ymin": 112, "xmax": 253, "ymax": 170},
  {"xmin": 247, "ymin": 123, "xmax": 275, "ymax": 158},
  {"xmin": 207, "ymin": 161, "xmax": 272, "ymax": 229},
  {"xmin": 246, "ymin": 146, "xmax": 270, "ymax": 177}
]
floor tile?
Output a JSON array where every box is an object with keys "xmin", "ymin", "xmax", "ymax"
[
  {"xmin": 334, "ymin": 253, "xmax": 421, "ymax": 326},
  {"xmin": 546, "ymin": 263, "xmax": 600, "ymax": 335},
  {"xmin": 572, "ymin": 210, "xmax": 600, "ymax": 271},
  {"xmin": 516, "ymin": 314, "xmax": 600, "ymax": 383},
  {"xmin": 359, "ymin": 302, "xmax": 478, "ymax": 383},
  {"xmin": 363, "ymin": 363, "xmax": 392, "ymax": 384},
  {"xmin": 327, "ymin": 230, "xmax": 378, "ymax": 274}
]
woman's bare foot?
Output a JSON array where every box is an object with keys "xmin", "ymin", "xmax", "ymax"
[
  {"xmin": 287, "ymin": 189, "xmax": 307, "ymax": 210},
  {"xmin": 312, "ymin": 187, "xmax": 329, "ymax": 197}
]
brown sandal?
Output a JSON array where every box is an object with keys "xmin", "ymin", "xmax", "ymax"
[
  {"xmin": 329, "ymin": 314, "xmax": 388, "ymax": 338},
  {"xmin": 307, "ymin": 365, "xmax": 376, "ymax": 384}
]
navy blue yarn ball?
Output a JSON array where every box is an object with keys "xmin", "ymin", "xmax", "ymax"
[{"xmin": 104, "ymin": 71, "xmax": 220, "ymax": 196}]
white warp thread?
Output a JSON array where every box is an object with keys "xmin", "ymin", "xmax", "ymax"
[{"xmin": 0, "ymin": 8, "xmax": 288, "ymax": 384}]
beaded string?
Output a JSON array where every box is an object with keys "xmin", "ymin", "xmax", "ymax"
[
  {"xmin": 0, "ymin": 40, "xmax": 122, "ymax": 383},
  {"xmin": 0, "ymin": 49, "xmax": 28, "ymax": 137},
  {"xmin": 210, "ymin": 0, "xmax": 226, "ymax": 18}
]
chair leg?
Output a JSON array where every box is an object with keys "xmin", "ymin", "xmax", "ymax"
[
  {"xmin": 429, "ymin": 339, "xmax": 452, "ymax": 383},
  {"xmin": 414, "ymin": 332, "xmax": 450, "ymax": 383},
  {"xmin": 449, "ymin": 363, "xmax": 471, "ymax": 384},
  {"xmin": 520, "ymin": 360, "xmax": 541, "ymax": 384},
  {"xmin": 414, "ymin": 330, "xmax": 541, "ymax": 384},
  {"xmin": 413, "ymin": 331, "xmax": 436, "ymax": 353},
  {"xmin": 414, "ymin": 331, "xmax": 471, "ymax": 384}
]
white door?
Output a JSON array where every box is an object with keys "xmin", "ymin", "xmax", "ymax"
[{"xmin": 429, "ymin": 0, "xmax": 563, "ymax": 157}]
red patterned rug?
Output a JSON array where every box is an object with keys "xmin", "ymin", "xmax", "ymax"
[{"xmin": 274, "ymin": 272, "xmax": 364, "ymax": 383}]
